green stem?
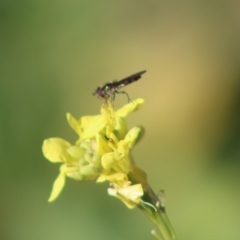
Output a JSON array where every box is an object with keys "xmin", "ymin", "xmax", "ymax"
[
  {"xmin": 129, "ymin": 164, "xmax": 176, "ymax": 239},
  {"xmin": 138, "ymin": 200, "xmax": 176, "ymax": 240}
]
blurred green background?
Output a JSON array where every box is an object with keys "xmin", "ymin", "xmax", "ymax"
[{"xmin": 1, "ymin": 1, "xmax": 240, "ymax": 239}]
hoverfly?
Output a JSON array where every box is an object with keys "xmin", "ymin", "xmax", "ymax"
[{"xmin": 93, "ymin": 70, "xmax": 146, "ymax": 102}]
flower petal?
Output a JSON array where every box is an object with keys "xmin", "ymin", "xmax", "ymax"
[
  {"xmin": 48, "ymin": 165, "xmax": 67, "ymax": 202},
  {"xmin": 108, "ymin": 184, "xmax": 143, "ymax": 209},
  {"xmin": 116, "ymin": 98, "xmax": 144, "ymax": 117},
  {"xmin": 66, "ymin": 113, "xmax": 82, "ymax": 136},
  {"xmin": 115, "ymin": 117, "xmax": 128, "ymax": 140},
  {"xmin": 118, "ymin": 184, "xmax": 143, "ymax": 203},
  {"xmin": 81, "ymin": 116, "xmax": 106, "ymax": 139},
  {"xmin": 101, "ymin": 152, "xmax": 124, "ymax": 170},
  {"xmin": 123, "ymin": 126, "xmax": 143, "ymax": 149},
  {"xmin": 96, "ymin": 133, "xmax": 112, "ymax": 156},
  {"xmin": 97, "ymin": 172, "xmax": 127, "ymax": 183},
  {"xmin": 42, "ymin": 138, "xmax": 71, "ymax": 163},
  {"xmin": 67, "ymin": 146, "xmax": 85, "ymax": 159}
]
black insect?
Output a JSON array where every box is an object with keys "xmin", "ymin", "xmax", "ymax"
[{"xmin": 93, "ymin": 70, "xmax": 146, "ymax": 102}]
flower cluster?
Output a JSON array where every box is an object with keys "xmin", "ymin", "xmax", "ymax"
[{"xmin": 42, "ymin": 99, "xmax": 145, "ymax": 208}]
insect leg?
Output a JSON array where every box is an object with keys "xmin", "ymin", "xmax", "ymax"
[
  {"xmin": 115, "ymin": 90, "xmax": 131, "ymax": 102},
  {"xmin": 111, "ymin": 92, "xmax": 116, "ymax": 101}
]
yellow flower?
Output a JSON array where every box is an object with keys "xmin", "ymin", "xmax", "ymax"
[
  {"xmin": 97, "ymin": 172, "xmax": 144, "ymax": 208},
  {"xmin": 42, "ymin": 97, "xmax": 177, "ymax": 239},
  {"xmin": 42, "ymin": 98, "xmax": 145, "ymax": 204},
  {"xmin": 42, "ymin": 138, "xmax": 102, "ymax": 202},
  {"xmin": 101, "ymin": 126, "xmax": 143, "ymax": 174},
  {"xmin": 68, "ymin": 98, "xmax": 144, "ymax": 140}
]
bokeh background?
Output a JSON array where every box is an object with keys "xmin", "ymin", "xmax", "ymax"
[{"xmin": 1, "ymin": 1, "xmax": 240, "ymax": 239}]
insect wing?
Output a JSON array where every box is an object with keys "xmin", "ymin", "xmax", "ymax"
[{"xmin": 113, "ymin": 70, "xmax": 147, "ymax": 89}]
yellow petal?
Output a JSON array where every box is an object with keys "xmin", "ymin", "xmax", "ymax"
[
  {"xmin": 67, "ymin": 146, "xmax": 85, "ymax": 159},
  {"xmin": 101, "ymin": 153, "xmax": 116, "ymax": 170},
  {"xmin": 81, "ymin": 116, "xmax": 107, "ymax": 139},
  {"xmin": 97, "ymin": 172, "xmax": 127, "ymax": 183},
  {"xmin": 123, "ymin": 126, "xmax": 143, "ymax": 149},
  {"xmin": 81, "ymin": 115, "xmax": 103, "ymax": 128},
  {"xmin": 48, "ymin": 165, "xmax": 67, "ymax": 202},
  {"xmin": 118, "ymin": 184, "xmax": 143, "ymax": 203},
  {"xmin": 105, "ymin": 126, "xmax": 119, "ymax": 144},
  {"xmin": 96, "ymin": 133, "xmax": 112, "ymax": 156},
  {"xmin": 116, "ymin": 98, "xmax": 144, "ymax": 117},
  {"xmin": 42, "ymin": 138, "xmax": 71, "ymax": 163},
  {"xmin": 108, "ymin": 184, "xmax": 143, "ymax": 209},
  {"xmin": 101, "ymin": 152, "xmax": 124, "ymax": 170},
  {"xmin": 101, "ymin": 104, "xmax": 113, "ymax": 120},
  {"xmin": 80, "ymin": 165, "xmax": 99, "ymax": 178},
  {"xmin": 108, "ymin": 184, "xmax": 144, "ymax": 208},
  {"xmin": 115, "ymin": 117, "xmax": 128, "ymax": 140},
  {"xmin": 66, "ymin": 113, "xmax": 82, "ymax": 136}
]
